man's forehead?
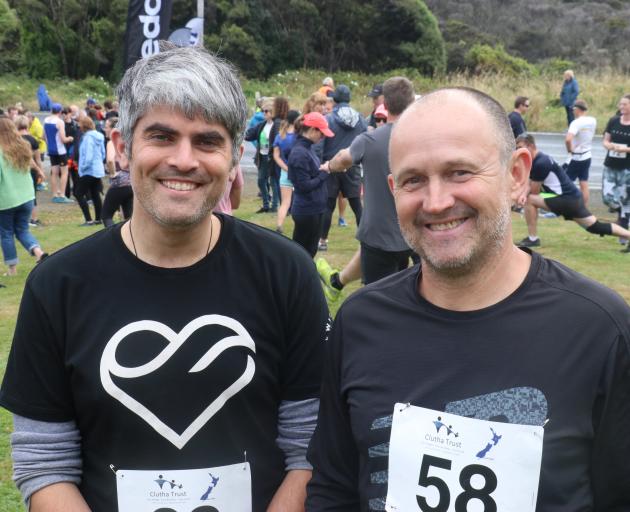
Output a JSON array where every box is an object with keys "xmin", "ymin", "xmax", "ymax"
[{"xmin": 136, "ymin": 106, "xmax": 229, "ymax": 133}]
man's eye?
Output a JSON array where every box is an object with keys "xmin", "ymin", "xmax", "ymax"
[
  {"xmin": 452, "ymin": 170, "xmax": 472, "ymax": 180},
  {"xmin": 400, "ymin": 176, "xmax": 422, "ymax": 190},
  {"xmin": 149, "ymin": 133, "xmax": 171, "ymax": 142}
]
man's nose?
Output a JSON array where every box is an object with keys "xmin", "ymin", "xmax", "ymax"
[
  {"xmin": 421, "ymin": 179, "xmax": 456, "ymax": 214},
  {"xmin": 167, "ymin": 139, "xmax": 199, "ymax": 172}
]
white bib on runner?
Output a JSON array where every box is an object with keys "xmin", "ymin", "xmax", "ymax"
[
  {"xmin": 116, "ymin": 462, "xmax": 251, "ymax": 512},
  {"xmin": 609, "ymin": 143, "xmax": 628, "ymax": 158},
  {"xmin": 385, "ymin": 403, "xmax": 543, "ymax": 512}
]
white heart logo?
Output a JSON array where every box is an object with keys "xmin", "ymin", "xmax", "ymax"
[{"xmin": 100, "ymin": 315, "xmax": 256, "ymax": 449}]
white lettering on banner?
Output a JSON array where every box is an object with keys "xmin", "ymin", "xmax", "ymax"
[
  {"xmin": 139, "ymin": 0, "xmax": 162, "ymax": 59},
  {"xmin": 385, "ymin": 403, "xmax": 544, "ymax": 512},
  {"xmin": 140, "ymin": 15, "xmax": 160, "ymax": 38},
  {"xmin": 141, "ymin": 39, "xmax": 159, "ymax": 59},
  {"xmin": 144, "ymin": 0, "xmax": 161, "ymax": 16}
]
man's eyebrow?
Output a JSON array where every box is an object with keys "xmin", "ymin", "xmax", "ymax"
[
  {"xmin": 142, "ymin": 123, "xmax": 179, "ymax": 135},
  {"xmin": 142, "ymin": 123, "xmax": 227, "ymax": 143}
]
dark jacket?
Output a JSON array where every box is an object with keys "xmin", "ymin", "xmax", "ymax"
[
  {"xmin": 322, "ymin": 103, "xmax": 367, "ymax": 161},
  {"xmin": 288, "ymin": 135, "xmax": 328, "ymax": 215},
  {"xmin": 560, "ymin": 79, "xmax": 579, "ymax": 107},
  {"xmin": 245, "ymin": 119, "xmax": 273, "ymax": 168}
]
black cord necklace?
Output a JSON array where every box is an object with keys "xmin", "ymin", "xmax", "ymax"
[{"xmin": 128, "ymin": 215, "xmax": 214, "ymax": 260}]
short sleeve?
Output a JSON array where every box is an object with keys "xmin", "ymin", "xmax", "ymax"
[
  {"xmin": 306, "ymin": 310, "xmax": 361, "ymax": 509},
  {"xmin": 349, "ymin": 132, "xmax": 369, "ymax": 166},
  {"xmin": 281, "ymin": 256, "xmax": 329, "ymax": 401},
  {"xmin": 530, "ymin": 158, "xmax": 551, "ymax": 182},
  {"xmin": 273, "ymin": 134, "xmax": 281, "ymax": 148},
  {"xmin": 0, "ymin": 281, "xmax": 75, "ymax": 422}
]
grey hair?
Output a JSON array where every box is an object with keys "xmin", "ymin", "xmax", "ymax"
[
  {"xmin": 116, "ymin": 43, "xmax": 248, "ymax": 166},
  {"xmin": 413, "ymin": 87, "xmax": 515, "ymax": 167}
]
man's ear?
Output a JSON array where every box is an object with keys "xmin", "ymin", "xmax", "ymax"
[
  {"xmin": 388, "ymin": 173, "xmax": 395, "ymax": 195},
  {"xmin": 509, "ymin": 148, "xmax": 532, "ymax": 206},
  {"xmin": 110, "ymin": 129, "xmax": 130, "ymax": 170}
]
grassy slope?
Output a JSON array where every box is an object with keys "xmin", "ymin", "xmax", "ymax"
[{"xmin": 2, "ymin": 69, "xmax": 630, "ymax": 132}]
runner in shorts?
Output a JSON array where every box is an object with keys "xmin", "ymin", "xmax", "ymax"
[{"xmin": 516, "ymin": 134, "xmax": 630, "ymax": 251}]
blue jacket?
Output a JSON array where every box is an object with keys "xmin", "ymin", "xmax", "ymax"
[
  {"xmin": 288, "ymin": 135, "xmax": 328, "ymax": 215},
  {"xmin": 560, "ymin": 79, "xmax": 579, "ymax": 107},
  {"xmin": 322, "ymin": 103, "xmax": 367, "ymax": 161},
  {"xmin": 78, "ymin": 130, "xmax": 105, "ymax": 178}
]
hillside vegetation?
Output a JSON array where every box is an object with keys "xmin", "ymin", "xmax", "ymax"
[{"xmin": 2, "ymin": 69, "xmax": 630, "ymax": 133}]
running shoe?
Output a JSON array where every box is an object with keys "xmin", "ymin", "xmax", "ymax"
[
  {"xmin": 60, "ymin": 197, "xmax": 74, "ymax": 204},
  {"xmin": 256, "ymin": 207, "xmax": 269, "ymax": 213},
  {"xmin": 517, "ymin": 237, "xmax": 541, "ymax": 248},
  {"xmin": 338, "ymin": 217, "xmax": 348, "ymax": 227},
  {"xmin": 315, "ymin": 258, "xmax": 341, "ymax": 303},
  {"xmin": 621, "ymin": 243, "xmax": 630, "ymax": 254},
  {"xmin": 52, "ymin": 196, "xmax": 63, "ymax": 203},
  {"xmin": 318, "ymin": 241, "xmax": 328, "ymax": 252}
]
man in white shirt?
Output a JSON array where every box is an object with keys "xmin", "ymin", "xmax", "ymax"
[{"xmin": 565, "ymin": 99, "xmax": 596, "ymax": 204}]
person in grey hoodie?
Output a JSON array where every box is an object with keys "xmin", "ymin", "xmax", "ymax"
[{"xmin": 319, "ymin": 85, "xmax": 367, "ymax": 251}]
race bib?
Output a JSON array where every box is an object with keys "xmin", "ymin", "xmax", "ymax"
[
  {"xmin": 116, "ymin": 462, "xmax": 251, "ymax": 512},
  {"xmin": 385, "ymin": 403, "xmax": 543, "ymax": 512},
  {"xmin": 609, "ymin": 143, "xmax": 628, "ymax": 158}
]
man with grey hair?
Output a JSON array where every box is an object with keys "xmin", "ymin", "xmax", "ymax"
[
  {"xmin": 1, "ymin": 45, "xmax": 328, "ymax": 512},
  {"xmin": 306, "ymin": 87, "xmax": 630, "ymax": 510}
]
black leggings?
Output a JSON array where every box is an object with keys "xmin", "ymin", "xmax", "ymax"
[
  {"xmin": 102, "ymin": 186, "xmax": 134, "ymax": 227},
  {"xmin": 76, "ymin": 175, "xmax": 103, "ymax": 222},
  {"xmin": 292, "ymin": 213, "xmax": 323, "ymax": 257},
  {"xmin": 320, "ymin": 196, "xmax": 362, "ymax": 239}
]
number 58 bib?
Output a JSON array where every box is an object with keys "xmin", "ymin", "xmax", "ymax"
[{"xmin": 385, "ymin": 403, "xmax": 543, "ymax": 512}]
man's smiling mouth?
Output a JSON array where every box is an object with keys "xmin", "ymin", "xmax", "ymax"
[{"xmin": 160, "ymin": 180, "xmax": 199, "ymax": 191}]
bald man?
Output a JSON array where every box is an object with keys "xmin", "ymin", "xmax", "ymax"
[{"xmin": 306, "ymin": 87, "xmax": 630, "ymax": 511}]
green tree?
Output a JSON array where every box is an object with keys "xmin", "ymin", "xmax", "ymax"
[
  {"xmin": 0, "ymin": 0, "xmax": 22, "ymax": 73},
  {"xmin": 368, "ymin": 0, "xmax": 446, "ymax": 75}
]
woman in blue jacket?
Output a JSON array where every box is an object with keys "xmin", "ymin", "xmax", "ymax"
[
  {"xmin": 77, "ymin": 116, "xmax": 105, "ymax": 225},
  {"xmin": 288, "ymin": 112, "xmax": 335, "ymax": 257},
  {"xmin": 560, "ymin": 69, "xmax": 579, "ymax": 126}
]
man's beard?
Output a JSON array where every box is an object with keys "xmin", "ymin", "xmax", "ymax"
[{"xmin": 400, "ymin": 200, "xmax": 511, "ymax": 278}]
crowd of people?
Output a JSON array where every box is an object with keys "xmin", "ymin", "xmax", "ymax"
[
  {"xmin": 505, "ymin": 70, "xmax": 630, "ymax": 252},
  {"xmin": 0, "ymin": 45, "xmax": 627, "ymax": 512}
]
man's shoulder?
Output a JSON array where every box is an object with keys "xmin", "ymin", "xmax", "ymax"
[
  {"xmin": 339, "ymin": 265, "xmax": 418, "ymax": 317},
  {"xmin": 27, "ymin": 228, "xmax": 115, "ymax": 286},
  {"xmin": 228, "ymin": 215, "xmax": 315, "ymax": 263},
  {"xmin": 535, "ymin": 255, "xmax": 630, "ymax": 331}
]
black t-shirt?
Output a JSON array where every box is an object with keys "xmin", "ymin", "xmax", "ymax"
[
  {"xmin": 603, "ymin": 115, "xmax": 630, "ymax": 168},
  {"xmin": 21, "ymin": 134, "xmax": 38, "ymax": 174},
  {"xmin": 530, "ymin": 151, "xmax": 580, "ymax": 198},
  {"xmin": 0, "ymin": 215, "xmax": 329, "ymax": 512},
  {"xmin": 306, "ymin": 252, "xmax": 630, "ymax": 511},
  {"xmin": 508, "ymin": 111, "xmax": 526, "ymax": 138}
]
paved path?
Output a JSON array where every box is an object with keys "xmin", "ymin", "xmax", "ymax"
[{"xmin": 241, "ymin": 132, "xmax": 605, "ymax": 190}]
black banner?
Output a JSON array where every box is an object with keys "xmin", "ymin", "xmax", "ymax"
[{"xmin": 123, "ymin": 0, "xmax": 174, "ymax": 69}]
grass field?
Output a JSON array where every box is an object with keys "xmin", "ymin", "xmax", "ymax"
[{"xmin": 0, "ymin": 181, "xmax": 628, "ymax": 510}]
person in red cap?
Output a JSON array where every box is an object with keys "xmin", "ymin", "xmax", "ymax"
[{"xmin": 287, "ymin": 112, "xmax": 341, "ymax": 256}]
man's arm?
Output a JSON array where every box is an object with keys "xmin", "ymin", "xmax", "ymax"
[
  {"xmin": 591, "ymin": 330, "xmax": 630, "ymax": 508},
  {"xmin": 267, "ymin": 470, "xmax": 312, "ymax": 512},
  {"xmin": 326, "ymin": 148, "xmax": 353, "ymax": 173},
  {"xmin": 306, "ymin": 311, "xmax": 360, "ymax": 510},
  {"xmin": 57, "ymin": 119, "xmax": 73, "ymax": 144},
  {"xmin": 565, "ymin": 132, "xmax": 575, "ymax": 153},
  {"xmin": 31, "ymin": 483, "xmax": 90, "ymax": 512}
]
